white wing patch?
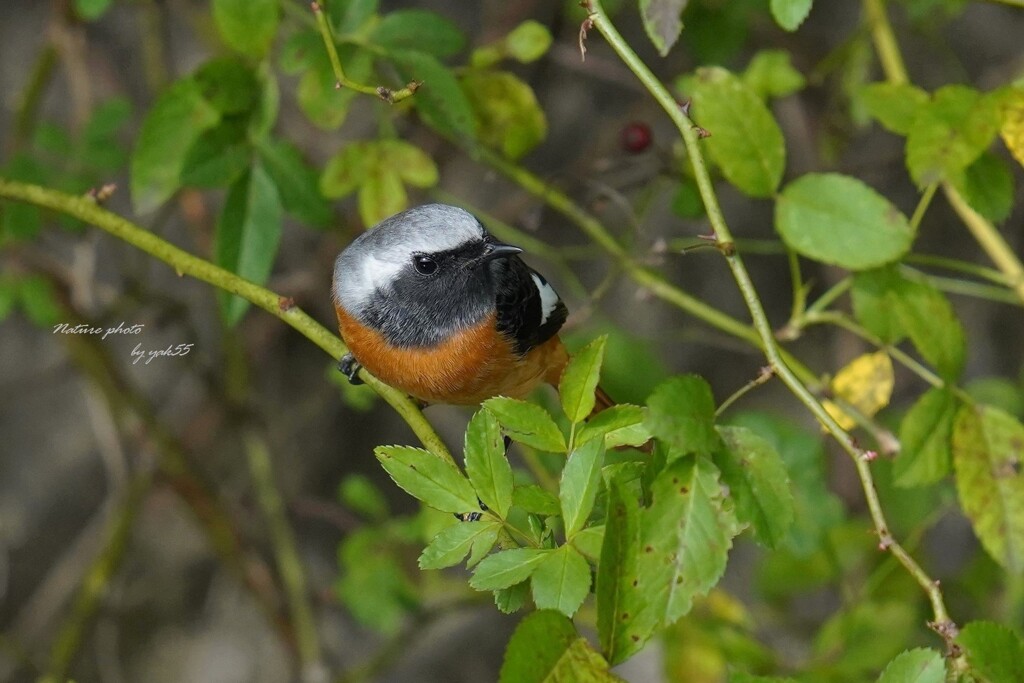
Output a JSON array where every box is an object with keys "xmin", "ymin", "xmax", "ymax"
[{"xmin": 531, "ymin": 272, "xmax": 560, "ymax": 325}]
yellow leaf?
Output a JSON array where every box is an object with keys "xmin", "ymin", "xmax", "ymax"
[
  {"xmin": 1000, "ymin": 88, "xmax": 1024, "ymax": 169},
  {"xmin": 823, "ymin": 352, "xmax": 894, "ymax": 431}
]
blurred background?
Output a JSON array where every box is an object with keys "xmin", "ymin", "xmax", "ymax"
[{"xmin": 1, "ymin": 0, "xmax": 1023, "ymax": 681}]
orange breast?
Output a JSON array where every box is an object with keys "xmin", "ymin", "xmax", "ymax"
[{"xmin": 335, "ymin": 304, "xmax": 567, "ymax": 405}]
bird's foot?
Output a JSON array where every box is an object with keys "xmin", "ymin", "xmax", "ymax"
[{"xmin": 338, "ymin": 353, "xmax": 364, "ymax": 385}]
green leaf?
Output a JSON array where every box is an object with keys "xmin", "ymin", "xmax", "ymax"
[
  {"xmin": 464, "ymin": 410, "xmax": 514, "ymax": 518},
  {"xmin": 193, "ymin": 58, "xmax": 260, "ymax": 115},
  {"xmin": 212, "ymin": 0, "xmax": 279, "ymax": 57},
  {"xmin": 336, "ymin": 528, "xmax": 417, "ymax": 634},
  {"xmin": 74, "ymin": 0, "xmax": 113, "ymax": 20},
  {"xmin": 130, "ymin": 79, "xmax": 221, "ymax": 213},
  {"xmin": 876, "ymin": 648, "xmax": 946, "ymax": 683},
  {"xmin": 859, "ymin": 83, "xmax": 930, "ymax": 135},
  {"xmin": 257, "ymin": 138, "xmax": 332, "ymax": 228},
  {"xmin": 484, "ymin": 397, "xmax": 567, "ymax": 453},
  {"xmin": 82, "ymin": 97, "xmax": 132, "ymax": 171},
  {"xmin": 512, "ymin": 485, "xmax": 561, "ymax": 516},
  {"xmin": 715, "ymin": 426, "xmax": 795, "ymax": 548},
  {"xmin": 560, "ymin": 438, "xmax": 606, "ymax": 539},
  {"xmin": 560, "ymin": 335, "xmax": 608, "ymax": 425},
  {"xmin": 495, "ymin": 581, "xmax": 530, "ymax": 614},
  {"xmin": 320, "ymin": 142, "xmax": 371, "ymax": 199},
  {"xmin": 685, "ymin": 67, "xmax": 785, "ymax": 197},
  {"xmin": 470, "ymin": 548, "xmax": 549, "ymax": 590},
  {"xmin": 390, "ymin": 50, "xmax": 478, "ymax": 141},
  {"xmin": 358, "ymin": 166, "xmax": 406, "ymax": 227},
  {"xmin": 894, "ymin": 388, "xmax": 957, "ymax": 487},
  {"xmin": 17, "ymin": 276, "xmax": 62, "ymax": 326},
  {"xmin": 337, "ymin": 474, "xmax": 388, "ymax": 521},
  {"xmin": 639, "ymin": 0, "xmax": 688, "ymax": 57},
  {"xmin": 906, "ymin": 85, "xmax": 1003, "ymax": 187},
  {"xmin": 296, "ymin": 47, "xmax": 371, "ymax": 129},
  {"xmin": 377, "ymin": 140, "xmax": 439, "ymax": 188},
  {"xmin": 770, "ymin": 0, "xmax": 813, "ymax": 31},
  {"xmin": 952, "ymin": 151, "xmax": 1015, "ymax": 224},
  {"xmin": 214, "ymin": 165, "xmax": 283, "ymax": 325},
  {"xmin": 645, "ymin": 375, "xmax": 720, "ymax": 458},
  {"xmin": 499, "ymin": 610, "xmax": 622, "ymax": 683},
  {"xmin": 637, "ymin": 457, "xmax": 736, "ymax": 626},
  {"xmin": 0, "ymin": 277, "xmax": 17, "ymax": 320},
  {"xmin": 742, "ymin": 50, "xmax": 806, "ymax": 100},
  {"xmin": 958, "ymin": 621, "xmax": 1024, "ymax": 683},
  {"xmin": 851, "ymin": 266, "xmax": 966, "ymax": 379},
  {"xmin": 530, "ymin": 544, "xmax": 591, "ymax": 617},
  {"xmin": 179, "ymin": 121, "xmax": 251, "ymax": 188},
  {"xmin": 328, "ymin": 0, "xmax": 378, "ymax": 34},
  {"xmin": 375, "ymin": 445, "xmax": 479, "ymax": 513},
  {"xmin": 775, "ymin": 173, "xmax": 914, "ymax": 270},
  {"xmin": 814, "ymin": 601, "xmax": 918, "ymax": 678},
  {"xmin": 577, "ymin": 404, "xmax": 652, "ymax": 449},
  {"xmin": 462, "ymin": 70, "xmax": 547, "ymax": 160},
  {"xmin": 370, "ymin": 9, "xmax": 465, "ymax": 57},
  {"xmin": 504, "ymin": 20, "xmax": 553, "ymax": 63},
  {"xmin": 730, "ymin": 676, "xmax": 799, "ymax": 683},
  {"xmin": 418, "ymin": 519, "xmax": 501, "ymax": 570},
  {"xmin": 597, "ymin": 479, "xmax": 647, "ymax": 665},
  {"xmin": 573, "ymin": 525, "xmax": 605, "ymax": 560},
  {"xmin": 966, "ymin": 378, "xmax": 1024, "ymax": 418},
  {"xmin": 953, "ymin": 405, "xmax": 1024, "ymax": 571}
]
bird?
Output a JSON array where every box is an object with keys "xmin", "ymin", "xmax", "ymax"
[{"xmin": 331, "ymin": 203, "xmax": 607, "ymax": 408}]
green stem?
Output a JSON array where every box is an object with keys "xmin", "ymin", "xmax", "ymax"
[
  {"xmin": 311, "ymin": 1, "xmax": 419, "ymax": 102},
  {"xmin": 244, "ymin": 431, "xmax": 322, "ymax": 671},
  {"xmin": 588, "ymin": 0, "xmax": 954, "ymax": 633},
  {"xmin": 0, "ymin": 178, "xmax": 455, "ymax": 467}
]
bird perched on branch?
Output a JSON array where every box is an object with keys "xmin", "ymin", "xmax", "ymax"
[{"xmin": 332, "ymin": 204, "xmax": 611, "ymax": 408}]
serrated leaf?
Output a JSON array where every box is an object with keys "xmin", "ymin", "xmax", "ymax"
[
  {"xmin": 573, "ymin": 525, "xmax": 605, "ymax": 560},
  {"xmin": 876, "ymin": 648, "xmax": 945, "ymax": 683},
  {"xmin": 512, "ymin": 485, "xmax": 561, "ymax": 516},
  {"xmin": 560, "ymin": 335, "xmax": 608, "ymax": 425},
  {"xmin": 953, "ymin": 405, "xmax": 1024, "ymax": 571},
  {"xmin": 375, "ymin": 445, "xmax": 479, "ymax": 513},
  {"xmin": 390, "ymin": 49, "xmax": 478, "ymax": 142},
  {"xmin": 560, "ymin": 438, "xmax": 606, "ymax": 539},
  {"xmin": 636, "ymin": 457, "xmax": 737, "ymax": 627},
  {"xmin": 1000, "ymin": 88, "xmax": 1024, "ymax": 169},
  {"xmin": 770, "ymin": 0, "xmax": 813, "ymax": 31},
  {"xmin": 640, "ymin": 0, "xmax": 688, "ymax": 57},
  {"xmin": 715, "ymin": 426, "xmax": 795, "ymax": 548},
  {"xmin": 952, "ymin": 151, "xmax": 1015, "ymax": 224},
  {"xmin": 577, "ymin": 404, "xmax": 652, "ymax": 449},
  {"xmin": 499, "ymin": 611, "xmax": 622, "ymax": 683},
  {"xmin": 464, "ymin": 410, "xmax": 514, "ymax": 518},
  {"xmin": 906, "ymin": 85, "xmax": 1003, "ymax": 188},
  {"xmin": 370, "ymin": 9, "xmax": 465, "ymax": 57},
  {"xmin": 597, "ymin": 480, "xmax": 648, "ymax": 665},
  {"xmin": 860, "ymin": 83, "xmax": 930, "ymax": 136},
  {"xmin": 212, "ymin": 0, "xmax": 279, "ymax": 57},
  {"xmin": 821, "ymin": 352, "xmax": 894, "ymax": 431},
  {"xmin": 505, "ymin": 20, "xmax": 552, "ymax": 63},
  {"xmin": 462, "ymin": 70, "xmax": 547, "ymax": 160},
  {"xmin": 418, "ymin": 519, "xmax": 501, "ymax": 570},
  {"xmin": 851, "ymin": 266, "xmax": 966, "ymax": 379},
  {"xmin": 530, "ymin": 544, "xmax": 591, "ymax": 617},
  {"xmin": 685, "ymin": 67, "xmax": 785, "ymax": 197},
  {"xmin": 645, "ymin": 375, "xmax": 720, "ymax": 458},
  {"xmin": 470, "ymin": 548, "xmax": 549, "ymax": 590},
  {"xmin": 742, "ymin": 50, "xmax": 806, "ymax": 100},
  {"xmin": 214, "ymin": 165, "xmax": 283, "ymax": 325},
  {"xmin": 958, "ymin": 621, "xmax": 1024, "ymax": 683},
  {"xmin": 257, "ymin": 138, "xmax": 332, "ymax": 228},
  {"xmin": 495, "ymin": 581, "xmax": 530, "ymax": 614},
  {"xmin": 130, "ymin": 79, "xmax": 221, "ymax": 213},
  {"xmin": 378, "ymin": 140, "xmax": 438, "ymax": 188},
  {"xmin": 776, "ymin": 173, "xmax": 914, "ymax": 270},
  {"xmin": 894, "ymin": 388, "xmax": 957, "ymax": 487},
  {"xmin": 484, "ymin": 397, "xmax": 567, "ymax": 452}
]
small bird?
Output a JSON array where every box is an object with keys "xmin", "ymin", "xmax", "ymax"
[{"xmin": 332, "ymin": 204, "xmax": 590, "ymax": 406}]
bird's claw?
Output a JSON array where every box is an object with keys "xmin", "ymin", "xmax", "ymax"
[{"xmin": 338, "ymin": 353, "xmax": 364, "ymax": 385}]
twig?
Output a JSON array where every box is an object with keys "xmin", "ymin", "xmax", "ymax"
[
  {"xmin": 0, "ymin": 178, "xmax": 456, "ymax": 468},
  {"xmin": 588, "ymin": 0, "xmax": 957, "ymax": 642},
  {"xmin": 715, "ymin": 366, "xmax": 776, "ymax": 417},
  {"xmin": 12, "ymin": 44, "xmax": 58, "ymax": 151}
]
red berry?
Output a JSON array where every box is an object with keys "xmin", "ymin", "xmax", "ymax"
[{"xmin": 621, "ymin": 121, "xmax": 652, "ymax": 153}]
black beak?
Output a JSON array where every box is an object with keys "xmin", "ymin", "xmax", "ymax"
[{"xmin": 479, "ymin": 240, "xmax": 523, "ymax": 263}]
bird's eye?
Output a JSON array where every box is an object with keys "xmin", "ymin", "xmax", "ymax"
[{"xmin": 414, "ymin": 255, "xmax": 438, "ymax": 275}]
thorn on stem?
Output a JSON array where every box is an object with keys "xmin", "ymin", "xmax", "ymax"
[
  {"xmin": 862, "ymin": 449, "xmax": 879, "ymax": 462},
  {"xmin": 310, "ymin": 1, "xmax": 321, "ymax": 13},
  {"xmin": 334, "ymin": 81, "xmax": 342, "ymax": 90},
  {"xmin": 278, "ymin": 296, "xmax": 295, "ymax": 311},
  {"xmin": 86, "ymin": 183, "xmax": 117, "ymax": 204},
  {"xmin": 694, "ymin": 125, "xmax": 711, "ymax": 139},
  {"xmin": 678, "ymin": 98, "xmax": 692, "ymax": 117},
  {"xmin": 376, "ymin": 86, "xmax": 394, "ymax": 103},
  {"xmin": 579, "ymin": 17, "xmax": 594, "ymax": 61}
]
